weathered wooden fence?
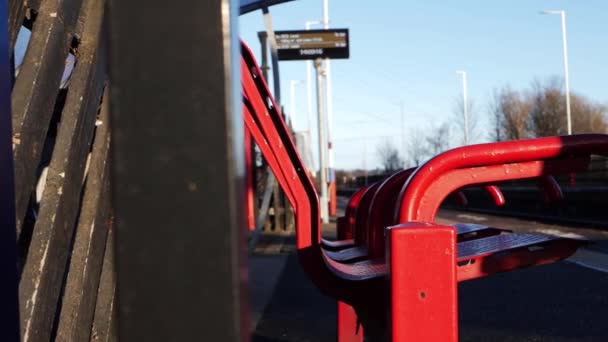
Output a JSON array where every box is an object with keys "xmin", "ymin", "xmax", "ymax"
[{"xmin": 6, "ymin": 0, "xmax": 114, "ymax": 339}]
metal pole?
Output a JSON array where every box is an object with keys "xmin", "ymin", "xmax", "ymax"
[
  {"xmin": 306, "ymin": 60, "xmax": 313, "ymax": 132},
  {"xmin": 305, "ymin": 20, "xmax": 321, "ymax": 174},
  {"xmin": 400, "ymin": 100, "xmax": 405, "ymax": 163},
  {"xmin": 306, "ymin": 60, "xmax": 314, "ymax": 172},
  {"xmin": 456, "ymin": 70, "xmax": 469, "ymax": 145},
  {"xmin": 363, "ymin": 138, "xmax": 368, "ymax": 185},
  {"xmin": 560, "ymin": 11, "xmax": 572, "ymax": 135},
  {"xmin": 257, "ymin": 32, "xmax": 270, "ymax": 82},
  {"xmin": 263, "ymin": 7, "xmax": 281, "ymax": 106},
  {"xmin": 463, "ymin": 71, "xmax": 468, "ymax": 144},
  {"xmin": 323, "ymin": 0, "xmax": 336, "ymax": 216},
  {"xmin": 541, "ymin": 9, "xmax": 572, "ymax": 135},
  {"xmin": 315, "ymin": 58, "xmax": 329, "ymax": 223}
]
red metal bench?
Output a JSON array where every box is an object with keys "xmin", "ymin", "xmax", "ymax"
[
  {"xmin": 321, "ymin": 184, "xmax": 370, "ymax": 250},
  {"xmin": 241, "ymin": 40, "xmax": 601, "ymax": 341},
  {"xmin": 325, "ymin": 168, "xmax": 510, "ymax": 263}
]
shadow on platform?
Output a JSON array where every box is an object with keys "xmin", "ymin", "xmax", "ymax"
[{"xmin": 253, "ymin": 250, "xmax": 608, "ymax": 341}]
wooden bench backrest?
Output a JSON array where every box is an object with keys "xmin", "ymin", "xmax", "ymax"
[{"xmin": 7, "ymin": 0, "xmax": 115, "ymax": 339}]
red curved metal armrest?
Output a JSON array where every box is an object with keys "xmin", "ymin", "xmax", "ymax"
[
  {"xmin": 242, "ymin": 41, "xmax": 360, "ymax": 296},
  {"xmin": 365, "ymin": 168, "xmax": 416, "ymax": 257},
  {"xmin": 242, "ymin": 103, "xmax": 296, "ymax": 206},
  {"xmin": 538, "ymin": 174, "xmax": 564, "ymax": 203},
  {"xmin": 343, "ymin": 184, "xmax": 372, "ymax": 239},
  {"xmin": 365, "ymin": 171, "xmax": 507, "ymax": 257},
  {"xmin": 483, "ymin": 185, "xmax": 506, "ymax": 207},
  {"xmin": 397, "ymin": 135, "xmax": 606, "ymax": 222}
]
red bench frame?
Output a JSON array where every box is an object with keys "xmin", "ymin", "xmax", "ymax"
[{"xmin": 241, "ymin": 40, "xmax": 604, "ymax": 341}]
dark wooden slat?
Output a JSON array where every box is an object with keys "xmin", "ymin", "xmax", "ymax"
[
  {"xmin": 90, "ymin": 228, "xmax": 116, "ymax": 342},
  {"xmin": 11, "ymin": 0, "xmax": 84, "ymax": 233},
  {"xmin": 25, "ymin": 0, "xmax": 43, "ymax": 11},
  {"xmin": 59, "ymin": 167, "xmax": 111, "ymax": 341},
  {"xmin": 8, "ymin": 0, "xmax": 25, "ymax": 52},
  {"xmin": 8, "ymin": 0, "xmax": 42, "ymax": 50},
  {"xmin": 18, "ymin": 1, "xmax": 106, "ymax": 338},
  {"xmin": 0, "ymin": 0, "xmax": 20, "ymax": 338},
  {"xmin": 7, "ymin": 0, "xmax": 43, "ymax": 51},
  {"xmin": 55, "ymin": 89, "xmax": 111, "ymax": 340}
]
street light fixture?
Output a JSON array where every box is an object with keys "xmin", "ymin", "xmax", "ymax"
[
  {"xmin": 541, "ymin": 9, "xmax": 572, "ymax": 135},
  {"xmin": 456, "ymin": 70, "xmax": 469, "ymax": 144}
]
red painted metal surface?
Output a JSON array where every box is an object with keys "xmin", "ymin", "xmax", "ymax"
[
  {"xmin": 389, "ymin": 223, "xmax": 458, "ymax": 342},
  {"xmin": 242, "ymin": 104, "xmax": 295, "ymax": 205},
  {"xmin": 321, "ymin": 185, "xmax": 371, "ymax": 250},
  {"xmin": 397, "ymin": 135, "xmax": 608, "ymax": 223},
  {"xmin": 325, "ymin": 184, "xmax": 373, "ymax": 250},
  {"xmin": 323, "ymin": 182, "xmax": 384, "ymax": 263},
  {"xmin": 353, "ymin": 182, "xmax": 381, "ymax": 245},
  {"xmin": 484, "ymin": 185, "xmax": 506, "ymax": 207},
  {"xmin": 454, "ymin": 190, "xmax": 468, "ymax": 206},
  {"xmin": 243, "ymin": 41, "xmax": 374, "ymax": 301},
  {"xmin": 539, "ymin": 175, "xmax": 563, "ymax": 203},
  {"xmin": 337, "ymin": 301, "xmax": 364, "ymax": 342},
  {"xmin": 242, "ymin": 42, "xmax": 334, "ymax": 288},
  {"xmin": 400, "ymin": 158, "xmax": 597, "ymax": 223},
  {"xmin": 365, "ymin": 169, "xmax": 504, "ymax": 257},
  {"xmin": 242, "ymin": 38, "xmax": 598, "ymax": 341},
  {"xmin": 344, "ymin": 185, "xmax": 371, "ymax": 239},
  {"xmin": 366, "ymin": 168, "xmax": 415, "ymax": 257}
]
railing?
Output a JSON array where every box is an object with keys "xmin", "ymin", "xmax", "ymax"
[{"xmin": 4, "ymin": 0, "xmax": 113, "ymax": 339}]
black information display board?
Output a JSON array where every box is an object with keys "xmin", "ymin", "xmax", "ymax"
[{"xmin": 274, "ymin": 29, "xmax": 349, "ymax": 61}]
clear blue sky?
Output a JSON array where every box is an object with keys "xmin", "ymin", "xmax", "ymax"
[{"xmin": 240, "ymin": 1, "xmax": 608, "ymax": 170}]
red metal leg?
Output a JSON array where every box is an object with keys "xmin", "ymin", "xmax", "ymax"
[
  {"xmin": 389, "ymin": 223, "xmax": 458, "ymax": 342},
  {"xmin": 337, "ymin": 301, "xmax": 363, "ymax": 342}
]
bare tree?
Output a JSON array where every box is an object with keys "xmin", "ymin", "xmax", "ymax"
[
  {"xmin": 376, "ymin": 140, "xmax": 404, "ymax": 173},
  {"xmin": 489, "ymin": 77, "xmax": 608, "ymax": 140},
  {"xmin": 425, "ymin": 122, "xmax": 451, "ymax": 157},
  {"xmin": 526, "ymin": 78, "xmax": 608, "ymax": 136},
  {"xmin": 407, "ymin": 130, "xmax": 428, "ymax": 167},
  {"xmin": 488, "ymin": 89, "xmax": 503, "ymax": 142},
  {"xmin": 570, "ymin": 93, "xmax": 608, "ymax": 134},
  {"xmin": 488, "ymin": 86, "xmax": 531, "ymax": 141},
  {"xmin": 528, "ymin": 77, "xmax": 566, "ymax": 137},
  {"xmin": 452, "ymin": 94, "xmax": 482, "ymax": 145}
]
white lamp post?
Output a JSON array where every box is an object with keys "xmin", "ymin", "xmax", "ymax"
[
  {"xmin": 305, "ymin": 20, "xmax": 323, "ymax": 177},
  {"xmin": 456, "ymin": 70, "xmax": 469, "ymax": 145},
  {"xmin": 541, "ymin": 10, "xmax": 572, "ymax": 135}
]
